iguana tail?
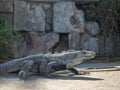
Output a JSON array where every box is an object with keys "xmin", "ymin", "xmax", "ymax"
[{"xmin": 0, "ymin": 59, "xmax": 21, "ymax": 74}]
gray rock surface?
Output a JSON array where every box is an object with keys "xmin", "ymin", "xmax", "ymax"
[
  {"xmin": 0, "ymin": 14, "xmax": 13, "ymax": 26},
  {"xmin": 26, "ymin": 0, "xmax": 100, "ymax": 2},
  {"xmin": 81, "ymin": 33, "xmax": 91, "ymax": 44},
  {"xmin": 43, "ymin": 4, "xmax": 53, "ymax": 32},
  {"xmin": 0, "ymin": 0, "xmax": 13, "ymax": 13},
  {"xmin": 83, "ymin": 37, "xmax": 98, "ymax": 53},
  {"xmin": 13, "ymin": 32, "xmax": 59, "ymax": 58},
  {"xmin": 14, "ymin": 0, "xmax": 45, "ymax": 31},
  {"xmin": 53, "ymin": 1, "xmax": 85, "ymax": 33},
  {"xmin": 69, "ymin": 33, "xmax": 81, "ymax": 50},
  {"xmin": 98, "ymin": 36, "xmax": 113, "ymax": 55},
  {"xmin": 85, "ymin": 22, "xmax": 100, "ymax": 35}
]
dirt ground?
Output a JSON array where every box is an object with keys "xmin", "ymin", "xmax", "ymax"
[{"xmin": 0, "ymin": 70, "xmax": 120, "ymax": 90}]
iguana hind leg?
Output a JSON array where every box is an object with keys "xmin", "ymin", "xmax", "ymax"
[
  {"xmin": 19, "ymin": 60, "xmax": 34, "ymax": 80},
  {"xmin": 45, "ymin": 62, "xmax": 67, "ymax": 78}
]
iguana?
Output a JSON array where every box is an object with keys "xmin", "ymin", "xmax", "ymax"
[{"xmin": 0, "ymin": 50, "xmax": 95, "ymax": 79}]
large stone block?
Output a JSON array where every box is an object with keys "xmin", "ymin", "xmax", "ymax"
[
  {"xmin": 53, "ymin": 34, "xmax": 68, "ymax": 52},
  {"xmin": 83, "ymin": 37, "xmax": 98, "ymax": 53},
  {"xmin": 25, "ymin": 0, "xmax": 58, "ymax": 2},
  {"xmin": 14, "ymin": 0, "xmax": 45, "ymax": 31},
  {"xmin": 81, "ymin": 32, "xmax": 91, "ymax": 44},
  {"xmin": 53, "ymin": 1, "xmax": 85, "ymax": 33},
  {"xmin": 13, "ymin": 32, "xmax": 59, "ymax": 58},
  {"xmin": 0, "ymin": 0, "xmax": 13, "ymax": 13},
  {"xmin": 43, "ymin": 4, "xmax": 53, "ymax": 32},
  {"xmin": 98, "ymin": 36, "xmax": 113, "ymax": 55},
  {"xmin": 0, "ymin": 14, "xmax": 13, "ymax": 26},
  {"xmin": 26, "ymin": 0, "xmax": 100, "ymax": 2},
  {"xmin": 69, "ymin": 33, "xmax": 81, "ymax": 50},
  {"xmin": 85, "ymin": 22, "xmax": 100, "ymax": 35}
]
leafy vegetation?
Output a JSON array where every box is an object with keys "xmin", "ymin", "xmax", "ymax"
[
  {"xmin": 96, "ymin": 0, "xmax": 120, "ymax": 37},
  {"xmin": 0, "ymin": 21, "xmax": 21, "ymax": 62}
]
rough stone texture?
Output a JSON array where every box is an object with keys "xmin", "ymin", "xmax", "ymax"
[
  {"xmin": 114, "ymin": 34, "xmax": 120, "ymax": 54},
  {"xmin": 76, "ymin": 3, "xmax": 97, "ymax": 21},
  {"xmin": 81, "ymin": 33, "xmax": 91, "ymax": 44},
  {"xmin": 98, "ymin": 36, "xmax": 113, "ymax": 55},
  {"xmin": 26, "ymin": 0, "xmax": 58, "ymax": 2},
  {"xmin": 14, "ymin": 0, "xmax": 45, "ymax": 31},
  {"xmin": 53, "ymin": 34, "xmax": 68, "ymax": 53},
  {"xmin": 26, "ymin": 0, "xmax": 100, "ymax": 2},
  {"xmin": 0, "ymin": 14, "xmax": 13, "ymax": 26},
  {"xmin": 0, "ymin": 0, "xmax": 119, "ymax": 57},
  {"xmin": 43, "ymin": 4, "xmax": 53, "ymax": 32},
  {"xmin": 85, "ymin": 22, "xmax": 100, "ymax": 35},
  {"xmin": 70, "ymin": 10, "xmax": 85, "ymax": 33},
  {"xmin": 0, "ymin": 0, "xmax": 13, "ymax": 13},
  {"xmin": 97, "ymin": 36, "xmax": 105, "ymax": 55},
  {"xmin": 69, "ymin": 33, "xmax": 81, "ymax": 50},
  {"xmin": 13, "ymin": 32, "xmax": 59, "ymax": 58},
  {"xmin": 83, "ymin": 37, "xmax": 98, "ymax": 53},
  {"xmin": 13, "ymin": 38, "xmax": 28, "ymax": 58},
  {"xmin": 54, "ymin": 1, "xmax": 85, "ymax": 33},
  {"xmin": 105, "ymin": 37, "xmax": 113, "ymax": 54}
]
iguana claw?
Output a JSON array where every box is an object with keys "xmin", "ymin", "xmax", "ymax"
[{"xmin": 19, "ymin": 71, "xmax": 27, "ymax": 80}]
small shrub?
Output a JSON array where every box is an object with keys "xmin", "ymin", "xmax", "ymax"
[{"xmin": 0, "ymin": 21, "xmax": 21, "ymax": 62}]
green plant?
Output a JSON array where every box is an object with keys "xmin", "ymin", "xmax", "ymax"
[
  {"xmin": 0, "ymin": 21, "xmax": 21, "ymax": 62},
  {"xmin": 96, "ymin": 0, "xmax": 120, "ymax": 37}
]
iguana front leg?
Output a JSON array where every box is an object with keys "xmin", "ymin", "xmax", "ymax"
[
  {"xmin": 19, "ymin": 60, "xmax": 34, "ymax": 80},
  {"xmin": 45, "ymin": 61, "xmax": 58, "ymax": 78},
  {"xmin": 68, "ymin": 67, "xmax": 90, "ymax": 75}
]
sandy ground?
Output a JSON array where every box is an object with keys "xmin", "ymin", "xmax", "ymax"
[{"xmin": 0, "ymin": 70, "xmax": 120, "ymax": 90}]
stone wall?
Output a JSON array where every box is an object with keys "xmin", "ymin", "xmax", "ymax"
[{"xmin": 0, "ymin": 0, "xmax": 120, "ymax": 58}]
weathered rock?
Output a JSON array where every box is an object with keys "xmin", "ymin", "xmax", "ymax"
[
  {"xmin": 13, "ymin": 32, "xmax": 59, "ymax": 58},
  {"xmin": 0, "ymin": 14, "xmax": 13, "ymax": 26},
  {"xmin": 83, "ymin": 37, "xmax": 98, "ymax": 53},
  {"xmin": 25, "ymin": 0, "xmax": 58, "ymax": 2},
  {"xmin": 53, "ymin": 1, "xmax": 85, "ymax": 33},
  {"xmin": 85, "ymin": 22, "xmax": 100, "ymax": 35},
  {"xmin": 69, "ymin": 33, "xmax": 81, "ymax": 50},
  {"xmin": 14, "ymin": 0, "xmax": 45, "ymax": 31},
  {"xmin": 98, "ymin": 36, "xmax": 113, "ymax": 55},
  {"xmin": 104, "ymin": 37, "xmax": 113, "ymax": 54},
  {"xmin": 70, "ymin": 10, "xmax": 85, "ymax": 33},
  {"xmin": 0, "ymin": 0, "xmax": 13, "ymax": 13},
  {"xmin": 53, "ymin": 34, "xmax": 68, "ymax": 52},
  {"xmin": 97, "ymin": 36, "xmax": 104, "ymax": 55},
  {"xmin": 26, "ymin": 0, "xmax": 100, "ymax": 2},
  {"xmin": 43, "ymin": 4, "xmax": 53, "ymax": 32},
  {"xmin": 74, "ymin": 0, "xmax": 100, "ymax": 2},
  {"xmin": 76, "ymin": 4, "xmax": 97, "ymax": 21},
  {"xmin": 13, "ymin": 38, "xmax": 28, "ymax": 58},
  {"xmin": 81, "ymin": 33, "xmax": 91, "ymax": 44}
]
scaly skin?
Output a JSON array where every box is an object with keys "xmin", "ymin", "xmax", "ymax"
[{"xmin": 0, "ymin": 50, "xmax": 95, "ymax": 79}]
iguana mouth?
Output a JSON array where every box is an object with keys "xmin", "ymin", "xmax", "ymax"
[
  {"xmin": 87, "ymin": 52, "xmax": 95, "ymax": 59},
  {"xmin": 83, "ymin": 50, "xmax": 96, "ymax": 59}
]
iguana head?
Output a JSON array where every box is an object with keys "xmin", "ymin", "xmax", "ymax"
[
  {"xmin": 46, "ymin": 50, "xmax": 96, "ymax": 73},
  {"xmin": 78, "ymin": 50, "xmax": 96, "ymax": 60},
  {"xmin": 62, "ymin": 50, "xmax": 95, "ymax": 59},
  {"xmin": 54, "ymin": 50, "xmax": 96, "ymax": 68},
  {"xmin": 52, "ymin": 50, "xmax": 95, "ymax": 63}
]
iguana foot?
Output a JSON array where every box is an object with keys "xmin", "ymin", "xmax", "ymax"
[
  {"xmin": 45, "ymin": 74, "xmax": 58, "ymax": 78},
  {"xmin": 69, "ymin": 67, "xmax": 90, "ymax": 75},
  {"xmin": 19, "ymin": 71, "xmax": 27, "ymax": 80},
  {"xmin": 78, "ymin": 71, "xmax": 90, "ymax": 75}
]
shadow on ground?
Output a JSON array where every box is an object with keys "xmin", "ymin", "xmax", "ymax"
[{"xmin": 0, "ymin": 73, "xmax": 104, "ymax": 81}]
